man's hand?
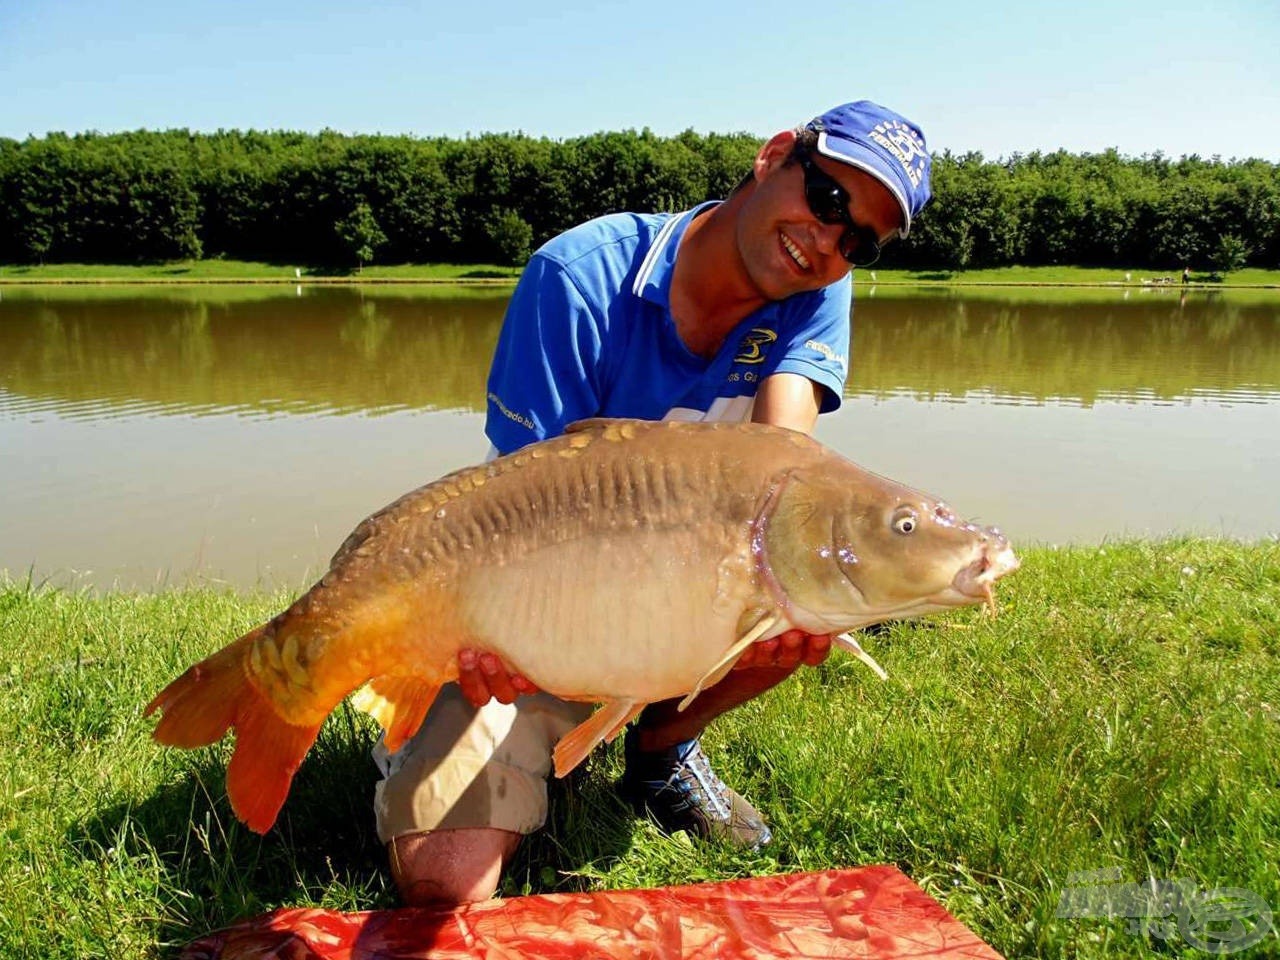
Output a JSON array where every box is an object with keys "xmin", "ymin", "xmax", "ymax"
[
  {"xmin": 456, "ymin": 649, "xmax": 539, "ymax": 707},
  {"xmin": 456, "ymin": 631, "xmax": 829, "ymax": 708},
  {"xmin": 732, "ymin": 629, "xmax": 832, "ymax": 671}
]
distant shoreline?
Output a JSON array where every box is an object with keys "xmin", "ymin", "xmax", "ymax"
[{"xmin": 3, "ymin": 261, "xmax": 1278, "ymax": 289}]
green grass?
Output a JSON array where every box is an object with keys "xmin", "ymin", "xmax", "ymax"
[
  {"xmin": 871, "ymin": 265, "xmax": 1280, "ymax": 287},
  {"xmin": 0, "ymin": 260, "xmax": 523, "ymax": 283},
  {"xmin": 0, "ymin": 281, "xmax": 518, "ymax": 305},
  {"xmin": 3, "ymin": 260, "xmax": 1278, "ymax": 288},
  {"xmin": 2, "ymin": 539, "xmax": 1277, "ymax": 958}
]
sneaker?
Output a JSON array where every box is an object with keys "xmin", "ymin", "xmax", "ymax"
[{"xmin": 617, "ymin": 729, "xmax": 772, "ymax": 850}]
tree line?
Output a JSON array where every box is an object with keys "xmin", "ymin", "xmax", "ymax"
[{"xmin": 2, "ymin": 129, "xmax": 1276, "ymax": 272}]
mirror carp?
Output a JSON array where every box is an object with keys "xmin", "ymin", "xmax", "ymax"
[{"xmin": 146, "ymin": 418, "xmax": 1019, "ymax": 833}]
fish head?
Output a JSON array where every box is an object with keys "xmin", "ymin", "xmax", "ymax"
[{"xmin": 759, "ymin": 465, "xmax": 1019, "ymax": 633}]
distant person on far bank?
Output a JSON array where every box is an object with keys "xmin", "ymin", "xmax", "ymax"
[{"xmin": 375, "ymin": 100, "xmax": 934, "ymax": 906}]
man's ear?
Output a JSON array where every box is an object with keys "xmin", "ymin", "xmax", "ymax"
[{"xmin": 753, "ymin": 130, "xmax": 799, "ymax": 182}]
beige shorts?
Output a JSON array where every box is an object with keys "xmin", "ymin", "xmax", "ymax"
[{"xmin": 372, "ymin": 684, "xmax": 593, "ymax": 842}]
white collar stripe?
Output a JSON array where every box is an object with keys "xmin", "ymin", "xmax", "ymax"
[{"xmin": 632, "ymin": 213, "xmax": 684, "ymax": 296}]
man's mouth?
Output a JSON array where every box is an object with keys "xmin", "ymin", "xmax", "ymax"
[{"xmin": 780, "ymin": 231, "xmax": 811, "ymax": 271}]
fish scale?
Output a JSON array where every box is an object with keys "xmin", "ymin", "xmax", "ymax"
[{"xmin": 146, "ymin": 418, "xmax": 1018, "ymax": 833}]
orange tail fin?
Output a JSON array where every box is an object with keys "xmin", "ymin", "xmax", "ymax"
[{"xmin": 145, "ymin": 625, "xmax": 323, "ymax": 833}]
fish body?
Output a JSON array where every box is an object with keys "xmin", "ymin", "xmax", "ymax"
[{"xmin": 146, "ymin": 419, "xmax": 1018, "ymax": 832}]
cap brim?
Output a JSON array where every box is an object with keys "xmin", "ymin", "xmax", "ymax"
[{"xmin": 814, "ymin": 131, "xmax": 912, "ymax": 238}]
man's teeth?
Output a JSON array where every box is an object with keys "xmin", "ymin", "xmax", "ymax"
[{"xmin": 780, "ymin": 232, "xmax": 811, "ymax": 269}]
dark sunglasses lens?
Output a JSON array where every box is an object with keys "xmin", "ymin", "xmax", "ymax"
[
  {"xmin": 799, "ymin": 156, "xmax": 849, "ymax": 225},
  {"xmin": 805, "ymin": 181, "xmax": 847, "ymax": 225},
  {"xmin": 843, "ymin": 232, "xmax": 881, "ymax": 267},
  {"xmin": 798, "ymin": 147, "xmax": 883, "ymax": 267}
]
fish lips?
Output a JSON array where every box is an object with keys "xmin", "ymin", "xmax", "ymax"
[{"xmin": 950, "ymin": 540, "xmax": 1021, "ymax": 608}]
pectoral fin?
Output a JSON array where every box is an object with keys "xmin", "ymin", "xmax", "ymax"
[
  {"xmin": 834, "ymin": 632, "xmax": 889, "ymax": 681},
  {"xmin": 677, "ymin": 613, "xmax": 781, "ymax": 712},
  {"xmin": 552, "ymin": 699, "xmax": 643, "ymax": 778}
]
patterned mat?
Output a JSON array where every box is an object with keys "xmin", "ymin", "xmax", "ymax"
[{"xmin": 181, "ymin": 864, "xmax": 1003, "ymax": 959}]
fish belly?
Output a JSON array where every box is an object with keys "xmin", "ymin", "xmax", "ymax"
[{"xmin": 457, "ymin": 526, "xmax": 762, "ymax": 704}]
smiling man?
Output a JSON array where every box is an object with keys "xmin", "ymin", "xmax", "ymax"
[{"xmin": 375, "ymin": 101, "xmax": 933, "ymax": 906}]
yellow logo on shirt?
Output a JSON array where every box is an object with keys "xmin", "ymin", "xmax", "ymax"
[{"xmin": 733, "ymin": 327, "xmax": 777, "ymax": 365}]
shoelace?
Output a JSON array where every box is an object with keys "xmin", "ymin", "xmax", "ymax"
[{"xmin": 655, "ymin": 741, "xmax": 733, "ymax": 821}]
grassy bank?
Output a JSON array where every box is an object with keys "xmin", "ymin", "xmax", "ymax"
[
  {"xmin": 2, "ymin": 260, "xmax": 1278, "ymax": 288},
  {"xmin": 0, "ymin": 260, "xmax": 523, "ymax": 283},
  {"xmin": 2, "ymin": 539, "xmax": 1277, "ymax": 958}
]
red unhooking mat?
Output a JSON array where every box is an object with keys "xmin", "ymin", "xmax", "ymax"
[{"xmin": 180, "ymin": 865, "xmax": 1004, "ymax": 959}]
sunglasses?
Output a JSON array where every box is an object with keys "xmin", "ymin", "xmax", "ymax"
[{"xmin": 792, "ymin": 145, "xmax": 883, "ymax": 267}]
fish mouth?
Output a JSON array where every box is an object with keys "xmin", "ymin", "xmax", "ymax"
[{"xmin": 952, "ymin": 542, "xmax": 1021, "ymax": 612}]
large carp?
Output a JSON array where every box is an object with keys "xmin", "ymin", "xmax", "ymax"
[{"xmin": 146, "ymin": 419, "xmax": 1018, "ymax": 833}]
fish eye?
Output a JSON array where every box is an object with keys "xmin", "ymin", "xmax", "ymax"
[{"xmin": 892, "ymin": 509, "xmax": 918, "ymax": 535}]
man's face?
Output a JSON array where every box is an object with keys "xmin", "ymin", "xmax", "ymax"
[{"xmin": 736, "ymin": 133, "xmax": 903, "ymax": 301}]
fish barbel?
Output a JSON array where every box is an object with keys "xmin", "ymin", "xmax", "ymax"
[{"xmin": 146, "ymin": 419, "xmax": 1019, "ymax": 833}]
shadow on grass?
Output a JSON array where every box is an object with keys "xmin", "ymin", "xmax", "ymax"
[
  {"xmin": 76, "ymin": 706, "xmax": 638, "ymax": 950},
  {"xmin": 908, "ymin": 271, "xmax": 957, "ymax": 281},
  {"xmin": 75, "ymin": 709, "xmax": 391, "ymax": 948},
  {"xmin": 503, "ymin": 761, "xmax": 639, "ymax": 899},
  {"xmin": 459, "ymin": 269, "xmax": 518, "ymax": 280}
]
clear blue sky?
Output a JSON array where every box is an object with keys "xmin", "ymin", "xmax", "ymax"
[{"xmin": 3, "ymin": 0, "xmax": 1278, "ymax": 161}]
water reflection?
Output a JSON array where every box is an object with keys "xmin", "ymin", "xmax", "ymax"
[
  {"xmin": 2, "ymin": 287, "xmax": 1277, "ymax": 420},
  {"xmin": 1, "ymin": 285, "xmax": 1277, "ymax": 589},
  {"xmin": 845, "ymin": 292, "xmax": 1279, "ymax": 406},
  {"xmin": 0, "ymin": 287, "xmax": 507, "ymax": 419}
]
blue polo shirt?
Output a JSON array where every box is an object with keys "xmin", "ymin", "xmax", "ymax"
[{"xmin": 485, "ymin": 203, "xmax": 852, "ymax": 455}]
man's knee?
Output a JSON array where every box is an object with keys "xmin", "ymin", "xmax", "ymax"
[{"xmin": 387, "ymin": 828, "xmax": 522, "ymax": 906}]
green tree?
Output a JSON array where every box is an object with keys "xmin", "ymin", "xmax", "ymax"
[
  {"xmin": 3, "ymin": 127, "xmax": 1278, "ymax": 270},
  {"xmin": 1212, "ymin": 234, "xmax": 1251, "ymax": 277},
  {"xmin": 335, "ymin": 201, "xmax": 386, "ymax": 271},
  {"xmin": 18, "ymin": 218, "xmax": 54, "ymax": 264},
  {"xmin": 485, "ymin": 208, "xmax": 534, "ymax": 265}
]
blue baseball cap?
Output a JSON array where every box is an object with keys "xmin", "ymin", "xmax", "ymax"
[{"xmin": 805, "ymin": 101, "xmax": 932, "ymax": 238}]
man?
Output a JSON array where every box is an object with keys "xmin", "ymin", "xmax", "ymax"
[{"xmin": 375, "ymin": 100, "xmax": 933, "ymax": 905}]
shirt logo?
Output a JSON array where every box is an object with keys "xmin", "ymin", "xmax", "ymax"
[
  {"xmin": 733, "ymin": 327, "xmax": 777, "ymax": 365},
  {"xmin": 805, "ymin": 338, "xmax": 847, "ymax": 371},
  {"xmin": 487, "ymin": 391, "xmax": 534, "ymax": 431}
]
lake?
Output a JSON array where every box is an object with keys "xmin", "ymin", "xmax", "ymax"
[{"xmin": 1, "ymin": 284, "xmax": 1277, "ymax": 590}]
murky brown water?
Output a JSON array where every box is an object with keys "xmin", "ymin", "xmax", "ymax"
[{"xmin": 2, "ymin": 284, "xmax": 1277, "ymax": 590}]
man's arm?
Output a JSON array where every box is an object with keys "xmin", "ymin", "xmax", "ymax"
[{"xmin": 751, "ymin": 371, "xmax": 823, "ymax": 434}]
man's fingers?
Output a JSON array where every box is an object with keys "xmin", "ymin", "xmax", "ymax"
[
  {"xmin": 803, "ymin": 634, "xmax": 833, "ymax": 667},
  {"xmin": 733, "ymin": 631, "xmax": 833, "ymax": 671},
  {"xmin": 480, "ymin": 653, "xmax": 519, "ymax": 705},
  {"xmin": 774, "ymin": 630, "xmax": 806, "ymax": 669},
  {"xmin": 456, "ymin": 648, "xmax": 540, "ymax": 705},
  {"xmin": 456, "ymin": 648, "xmax": 492, "ymax": 707},
  {"xmin": 734, "ymin": 637, "xmax": 779, "ymax": 670}
]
